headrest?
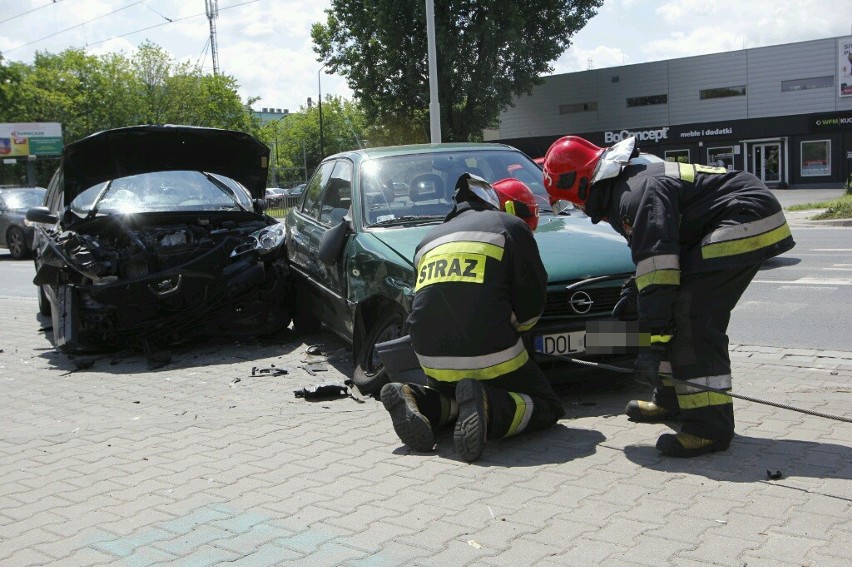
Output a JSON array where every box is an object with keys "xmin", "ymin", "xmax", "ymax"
[{"xmin": 409, "ymin": 173, "xmax": 444, "ymax": 202}]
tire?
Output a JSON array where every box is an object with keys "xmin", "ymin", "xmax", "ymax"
[
  {"xmin": 38, "ymin": 285, "xmax": 51, "ymax": 317},
  {"xmin": 352, "ymin": 309, "xmax": 406, "ymax": 396},
  {"xmin": 7, "ymin": 227, "xmax": 29, "ymax": 259},
  {"xmin": 291, "ymin": 286, "xmax": 322, "ymax": 333}
]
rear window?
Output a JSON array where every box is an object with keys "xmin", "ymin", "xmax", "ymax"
[{"xmin": 1, "ymin": 189, "xmax": 45, "ymax": 209}]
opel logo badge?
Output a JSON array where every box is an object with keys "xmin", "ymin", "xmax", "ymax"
[{"xmin": 568, "ymin": 290, "xmax": 593, "ymax": 314}]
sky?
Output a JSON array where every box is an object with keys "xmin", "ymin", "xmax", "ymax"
[{"xmin": 1, "ymin": 0, "xmax": 851, "ymax": 116}]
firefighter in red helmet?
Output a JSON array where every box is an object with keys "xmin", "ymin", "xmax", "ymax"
[
  {"xmin": 543, "ymin": 135, "xmax": 795, "ymax": 457},
  {"xmin": 493, "ymin": 177, "xmax": 540, "ymax": 231},
  {"xmin": 380, "ymin": 173, "xmax": 564, "ymax": 462}
]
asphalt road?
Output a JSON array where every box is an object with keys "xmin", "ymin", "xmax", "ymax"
[
  {"xmin": 728, "ymin": 224, "xmax": 852, "ymax": 351},
  {"xmin": 0, "ymin": 253, "xmax": 38, "ymax": 299}
]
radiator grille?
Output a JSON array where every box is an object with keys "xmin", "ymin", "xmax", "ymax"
[{"xmin": 543, "ymin": 285, "xmax": 622, "ymax": 317}]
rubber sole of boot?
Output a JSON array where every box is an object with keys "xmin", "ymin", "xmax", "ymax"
[
  {"xmin": 453, "ymin": 379, "xmax": 487, "ymax": 463},
  {"xmin": 380, "ymin": 383, "xmax": 435, "ymax": 452},
  {"xmin": 656, "ymin": 433, "xmax": 731, "ymax": 458},
  {"xmin": 625, "ymin": 400, "xmax": 679, "ymax": 423}
]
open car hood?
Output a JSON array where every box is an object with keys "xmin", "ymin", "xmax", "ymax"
[{"xmin": 61, "ymin": 125, "xmax": 270, "ymax": 202}]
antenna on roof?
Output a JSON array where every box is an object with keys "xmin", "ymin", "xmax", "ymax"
[{"xmin": 205, "ymin": 0, "xmax": 220, "ymax": 76}]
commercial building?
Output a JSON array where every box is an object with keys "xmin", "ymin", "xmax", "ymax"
[
  {"xmin": 492, "ymin": 36, "xmax": 852, "ymax": 188},
  {"xmin": 254, "ymin": 107, "xmax": 289, "ymax": 125}
]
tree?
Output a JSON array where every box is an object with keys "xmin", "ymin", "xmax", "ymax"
[
  {"xmin": 312, "ymin": 0, "xmax": 603, "ymax": 142},
  {"xmin": 131, "ymin": 42, "xmax": 260, "ymax": 133},
  {"xmin": 0, "ymin": 43, "xmax": 261, "ymax": 186},
  {"xmin": 262, "ymin": 95, "xmax": 369, "ymax": 187}
]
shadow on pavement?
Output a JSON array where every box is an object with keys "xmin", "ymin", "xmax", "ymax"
[
  {"xmin": 31, "ymin": 319, "xmax": 335, "ymax": 375},
  {"xmin": 390, "ymin": 425, "xmax": 607, "ymax": 467},
  {"xmin": 760, "ymin": 255, "xmax": 802, "ymax": 270},
  {"xmin": 624, "ymin": 435, "xmax": 852, "ymax": 498}
]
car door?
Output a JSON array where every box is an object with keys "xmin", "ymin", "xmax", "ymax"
[
  {"xmin": 0, "ymin": 195, "xmax": 10, "ymax": 247},
  {"xmin": 287, "ymin": 159, "xmax": 354, "ymax": 338}
]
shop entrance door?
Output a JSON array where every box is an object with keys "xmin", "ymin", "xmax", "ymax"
[{"xmin": 752, "ymin": 143, "xmax": 782, "ymax": 184}]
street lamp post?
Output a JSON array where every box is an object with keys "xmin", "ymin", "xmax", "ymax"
[
  {"xmin": 425, "ymin": 0, "xmax": 441, "ymax": 142},
  {"xmin": 318, "ymin": 64, "xmax": 327, "ymax": 158}
]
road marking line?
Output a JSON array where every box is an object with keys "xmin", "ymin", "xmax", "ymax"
[{"xmin": 752, "ymin": 278, "xmax": 852, "ymax": 285}]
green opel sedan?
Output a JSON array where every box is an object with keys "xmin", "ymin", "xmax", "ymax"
[{"xmin": 284, "ymin": 143, "xmax": 638, "ymax": 395}]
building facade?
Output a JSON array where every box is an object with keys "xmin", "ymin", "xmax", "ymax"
[
  {"xmin": 493, "ymin": 36, "xmax": 852, "ymax": 188},
  {"xmin": 254, "ymin": 107, "xmax": 289, "ymax": 125}
]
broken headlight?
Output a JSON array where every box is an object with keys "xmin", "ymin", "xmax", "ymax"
[{"xmin": 230, "ymin": 222, "xmax": 287, "ymax": 257}]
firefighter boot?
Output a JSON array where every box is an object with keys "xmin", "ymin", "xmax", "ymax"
[
  {"xmin": 625, "ymin": 384, "xmax": 679, "ymax": 423},
  {"xmin": 380, "ymin": 383, "xmax": 437, "ymax": 452},
  {"xmin": 656, "ymin": 432, "xmax": 731, "ymax": 458},
  {"xmin": 453, "ymin": 379, "xmax": 489, "ymax": 462}
]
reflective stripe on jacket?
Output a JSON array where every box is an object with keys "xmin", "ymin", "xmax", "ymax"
[
  {"xmin": 408, "ymin": 201, "xmax": 547, "ymax": 382},
  {"xmin": 601, "ymin": 161, "xmax": 795, "ymax": 333}
]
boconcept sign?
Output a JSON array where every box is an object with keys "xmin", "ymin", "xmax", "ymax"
[{"xmin": 604, "ymin": 127, "xmax": 670, "ymax": 144}]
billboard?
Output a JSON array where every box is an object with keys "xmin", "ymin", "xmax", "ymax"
[
  {"xmin": 840, "ymin": 36, "xmax": 852, "ymax": 97},
  {"xmin": 0, "ymin": 122, "xmax": 63, "ymax": 157}
]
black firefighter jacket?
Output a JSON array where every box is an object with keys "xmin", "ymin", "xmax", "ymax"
[
  {"xmin": 588, "ymin": 161, "xmax": 795, "ymax": 345},
  {"xmin": 407, "ymin": 201, "xmax": 547, "ymax": 382}
]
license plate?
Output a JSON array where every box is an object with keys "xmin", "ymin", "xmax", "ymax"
[{"xmin": 534, "ymin": 331, "xmax": 586, "ymax": 355}]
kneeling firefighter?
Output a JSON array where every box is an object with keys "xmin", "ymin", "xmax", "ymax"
[
  {"xmin": 543, "ymin": 135, "xmax": 795, "ymax": 457},
  {"xmin": 380, "ymin": 174, "xmax": 565, "ymax": 462}
]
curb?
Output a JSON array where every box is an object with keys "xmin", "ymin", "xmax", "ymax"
[
  {"xmin": 730, "ymin": 344, "xmax": 852, "ymax": 373},
  {"xmin": 784, "ymin": 207, "xmax": 852, "ymax": 227}
]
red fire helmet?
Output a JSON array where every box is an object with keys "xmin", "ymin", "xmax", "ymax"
[
  {"xmin": 542, "ymin": 135, "xmax": 605, "ymax": 208},
  {"xmin": 492, "ymin": 178, "xmax": 540, "ymax": 231}
]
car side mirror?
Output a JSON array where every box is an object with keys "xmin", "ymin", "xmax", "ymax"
[
  {"xmin": 318, "ymin": 217, "xmax": 352, "ymax": 265},
  {"xmin": 253, "ymin": 198, "xmax": 266, "ymax": 213},
  {"xmin": 26, "ymin": 206, "xmax": 58, "ymax": 225}
]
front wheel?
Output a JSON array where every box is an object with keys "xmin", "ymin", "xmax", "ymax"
[
  {"xmin": 352, "ymin": 309, "xmax": 406, "ymax": 396},
  {"xmin": 291, "ymin": 285, "xmax": 322, "ymax": 333},
  {"xmin": 7, "ymin": 227, "xmax": 29, "ymax": 259}
]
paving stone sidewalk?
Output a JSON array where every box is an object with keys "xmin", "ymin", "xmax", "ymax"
[{"xmin": 0, "ymin": 296, "xmax": 849, "ymax": 566}]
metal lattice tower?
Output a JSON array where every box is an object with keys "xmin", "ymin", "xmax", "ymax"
[{"xmin": 205, "ymin": 0, "xmax": 220, "ymax": 76}]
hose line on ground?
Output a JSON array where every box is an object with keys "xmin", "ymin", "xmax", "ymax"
[{"xmin": 551, "ymin": 354, "xmax": 852, "ymax": 424}]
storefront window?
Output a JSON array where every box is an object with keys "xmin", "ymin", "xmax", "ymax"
[
  {"xmin": 707, "ymin": 147, "xmax": 735, "ymax": 170},
  {"xmin": 665, "ymin": 149, "xmax": 690, "ymax": 163},
  {"xmin": 800, "ymin": 140, "xmax": 830, "ymax": 176}
]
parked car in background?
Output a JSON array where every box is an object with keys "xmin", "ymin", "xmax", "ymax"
[
  {"xmin": 266, "ymin": 187, "xmax": 287, "ymax": 199},
  {"xmin": 284, "ymin": 143, "xmax": 637, "ymax": 395},
  {"xmin": 27, "ymin": 125, "xmax": 293, "ymax": 354},
  {"xmin": 284, "ymin": 183, "xmax": 306, "ymax": 197},
  {"xmin": 0, "ymin": 186, "xmax": 46, "ymax": 258}
]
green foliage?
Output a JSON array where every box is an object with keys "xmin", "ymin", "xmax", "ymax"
[
  {"xmin": 261, "ymin": 95, "xmax": 370, "ymax": 187},
  {"xmin": 0, "ymin": 42, "xmax": 260, "ymax": 145},
  {"xmin": 312, "ymin": 0, "xmax": 603, "ymax": 142},
  {"xmin": 788, "ymin": 194, "xmax": 852, "ymax": 220}
]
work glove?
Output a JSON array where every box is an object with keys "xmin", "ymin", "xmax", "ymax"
[
  {"xmin": 612, "ymin": 277, "xmax": 638, "ymax": 321},
  {"xmin": 634, "ymin": 345, "xmax": 666, "ymax": 387}
]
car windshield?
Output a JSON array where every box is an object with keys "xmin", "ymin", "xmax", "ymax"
[
  {"xmin": 69, "ymin": 170, "xmax": 252, "ymax": 215},
  {"xmin": 361, "ymin": 149, "xmax": 555, "ymax": 227},
  {"xmin": 2, "ymin": 188, "xmax": 45, "ymax": 209}
]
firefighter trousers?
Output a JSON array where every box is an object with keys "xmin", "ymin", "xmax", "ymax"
[
  {"xmin": 405, "ymin": 358, "xmax": 566, "ymax": 439},
  {"xmin": 653, "ymin": 264, "xmax": 761, "ymax": 441}
]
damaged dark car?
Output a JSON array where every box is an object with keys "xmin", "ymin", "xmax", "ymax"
[{"xmin": 27, "ymin": 125, "xmax": 293, "ymax": 353}]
